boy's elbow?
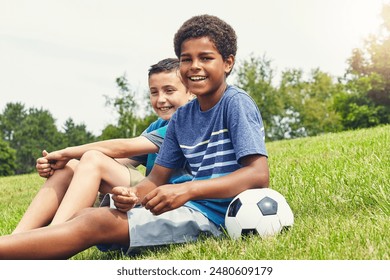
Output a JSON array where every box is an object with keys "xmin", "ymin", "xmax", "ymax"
[{"xmin": 256, "ymin": 171, "xmax": 269, "ymax": 188}]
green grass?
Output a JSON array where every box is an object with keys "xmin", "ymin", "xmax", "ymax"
[{"xmin": 0, "ymin": 125, "xmax": 389, "ymax": 259}]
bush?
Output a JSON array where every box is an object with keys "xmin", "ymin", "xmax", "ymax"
[{"xmin": 0, "ymin": 139, "xmax": 16, "ymax": 176}]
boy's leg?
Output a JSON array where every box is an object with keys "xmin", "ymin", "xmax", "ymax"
[
  {"xmin": 51, "ymin": 150, "xmax": 131, "ymax": 225},
  {"xmin": 99, "ymin": 157, "xmax": 145, "ymax": 199},
  {"xmin": 0, "ymin": 207, "xmax": 129, "ymax": 260},
  {"xmin": 12, "ymin": 160, "xmax": 78, "ymax": 234}
]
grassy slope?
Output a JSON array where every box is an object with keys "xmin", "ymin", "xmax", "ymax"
[{"xmin": 0, "ymin": 125, "xmax": 388, "ymax": 260}]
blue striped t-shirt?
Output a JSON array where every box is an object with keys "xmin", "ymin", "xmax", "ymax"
[{"xmin": 155, "ymin": 85, "xmax": 268, "ymax": 227}]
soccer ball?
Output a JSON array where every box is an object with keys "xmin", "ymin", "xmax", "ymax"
[{"xmin": 225, "ymin": 188, "xmax": 294, "ymax": 239}]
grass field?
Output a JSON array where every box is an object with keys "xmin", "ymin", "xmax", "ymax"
[{"xmin": 0, "ymin": 125, "xmax": 389, "ymax": 260}]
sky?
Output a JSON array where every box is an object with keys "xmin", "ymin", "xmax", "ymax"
[{"xmin": 1, "ymin": 0, "xmax": 388, "ymax": 136}]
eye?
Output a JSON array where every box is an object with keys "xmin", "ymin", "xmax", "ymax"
[
  {"xmin": 180, "ymin": 57, "xmax": 191, "ymax": 63},
  {"xmin": 165, "ymin": 88, "xmax": 176, "ymax": 94},
  {"xmin": 201, "ymin": 56, "xmax": 212, "ymax": 61}
]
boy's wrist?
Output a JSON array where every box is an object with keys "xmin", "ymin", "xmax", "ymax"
[
  {"xmin": 184, "ymin": 181, "xmax": 198, "ymax": 201},
  {"xmin": 62, "ymin": 147, "xmax": 73, "ymax": 159}
]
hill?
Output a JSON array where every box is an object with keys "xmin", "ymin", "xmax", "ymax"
[{"xmin": 0, "ymin": 125, "xmax": 389, "ymax": 259}]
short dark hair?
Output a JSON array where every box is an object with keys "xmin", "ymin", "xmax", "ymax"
[
  {"xmin": 173, "ymin": 14, "xmax": 237, "ymax": 61},
  {"xmin": 148, "ymin": 58, "xmax": 180, "ymax": 77}
]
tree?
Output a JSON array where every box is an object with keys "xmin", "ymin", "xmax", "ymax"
[
  {"xmin": 0, "ymin": 102, "xmax": 26, "ymax": 142},
  {"xmin": 334, "ymin": 74, "xmax": 385, "ymax": 129},
  {"xmin": 298, "ymin": 69, "xmax": 342, "ymax": 135},
  {"xmin": 0, "ymin": 139, "xmax": 16, "ymax": 176},
  {"xmin": 101, "ymin": 74, "xmax": 157, "ymax": 140},
  {"xmin": 0, "ymin": 102, "xmax": 102, "ymax": 174},
  {"xmin": 103, "ymin": 74, "xmax": 138, "ymax": 138},
  {"xmin": 277, "ymin": 69, "xmax": 308, "ymax": 138},
  {"xmin": 235, "ymin": 55, "xmax": 284, "ymax": 140},
  {"xmin": 99, "ymin": 124, "xmax": 124, "ymax": 140},
  {"xmin": 236, "ymin": 55, "xmax": 342, "ymax": 140},
  {"xmin": 136, "ymin": 113, "xmax": 158, "ymax": 134},
  {"xmin": 12, "ymin": 107, "xmax": 63, "ymax": 174},
  {"xmin": 339, "ymin": 3, "xmax": 390, "ymax": 129},
  {"xmin": 62, "ymin": 118, "xmax": 96, "ymax": 147},
  {"xmin": 278, "ymin": 68, "xmax": 342, "ymax": 138}
]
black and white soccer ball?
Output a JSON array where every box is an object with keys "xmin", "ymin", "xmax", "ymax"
[{"xmin": 225, "ymin": 188, "xmax": 294, "ymax": 239}]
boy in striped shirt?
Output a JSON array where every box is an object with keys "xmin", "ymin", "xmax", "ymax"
[{"xmin": 113, "ymin": 14, "xmax": 270, "ymax": 251}]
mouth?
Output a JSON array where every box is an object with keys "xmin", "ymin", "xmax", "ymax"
[
  {"xmin": 158, "ymin": 106, "xmax": 174, "ymax": 112},
  {"xmin": 189, "ymin": 76, "xmax": 207, "ymax": 81}
]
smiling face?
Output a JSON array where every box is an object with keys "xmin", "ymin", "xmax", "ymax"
[
  {"xmin": 179, "ymin": 36, "xmax": 234, "ymax": 111},
  {"xmin": 148, "ymin": 70, "xmax": 192, "ymax": 120}
]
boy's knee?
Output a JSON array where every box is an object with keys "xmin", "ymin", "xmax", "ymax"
[
  {"xmin": 72, "ymin": 208, "xmax": 106, "ymax": 232},
  {"xmin": 78, "ymin": 150, "xmax": 107, "ymax": 170},
  {"xmin": 80, "ymin": 150, "xmax": 105, "ymax": 161},
  {"xmin": 66, "ymin": 159, "xmax": 79, "ymax": 170},
  {"xmin": 73, "ymin": 208, "xmax": 117, "ymax": 232}
]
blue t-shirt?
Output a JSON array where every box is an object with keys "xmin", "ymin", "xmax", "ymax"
[
  {"xmin": 155, "ymin": 85, "xmax": 268, "ymax": 227},
  {"xmin": 131, "ymin": 118, "xmax": 192, "ymax": 184}
]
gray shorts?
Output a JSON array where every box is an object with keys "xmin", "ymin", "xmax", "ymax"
[{"xmin": 98, "ymin": 195, "xmax": 222, "ymax": 255}]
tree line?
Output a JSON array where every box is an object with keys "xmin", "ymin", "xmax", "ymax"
[
  {"xmin": 1, "ymin": 4, "xmax": 389, "ymax": 176},
  {"xmin": 0, "ymin": 75, "xmax": 155, "ymax": 176}
]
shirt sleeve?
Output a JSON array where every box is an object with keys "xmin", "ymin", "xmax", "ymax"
[
  {"xmin": 226, "ymin": 93, "xmax": 268, "ymax": 162},
  {"xmin": 130, "ymin": 125, "xmax": 167, "ymax": 164}
]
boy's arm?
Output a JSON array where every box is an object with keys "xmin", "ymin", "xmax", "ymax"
[
  {"xmin": 143, "ymin": 154, "xmax": 269, "ymax": 215},
  {"xmin": 188, "ymin": 154, "xmax": 269, "ymax": 197},
  {"xmin": 111, "ymin": 164, "xmax": 174, "ymax": 212},
  {"xmin": 45, "ymin": 136, "xmax": 158, "ymax": 168}
]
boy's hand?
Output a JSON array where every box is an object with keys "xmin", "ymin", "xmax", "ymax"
[
  {"xmin": 36, "ymin": 150, "xmax": 54, "ymax": 178},
  {"xmin": 44, "ymin": 151, "xmax": 69, "ymax": 170},
  {"xmin": 142, "ymin": 183, "xmax": 190, "ymax": 215},
  {"xmin": 111, "ymin": 186, "xmax": 139, "ymax": 212}
]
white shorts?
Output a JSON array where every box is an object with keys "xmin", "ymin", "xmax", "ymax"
[{"xmin": 97, "ymin": 194, "xmax": 222, "ymax": 255}]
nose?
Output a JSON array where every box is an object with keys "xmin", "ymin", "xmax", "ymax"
[
  {"xmin": 157, "ymin": 93, "xmax": 167, "ymax": 103},
  {"xmin": 190, "ymin": 59, "xmax": 201, "ymax": 70}
]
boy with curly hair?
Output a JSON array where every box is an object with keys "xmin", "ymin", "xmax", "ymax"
[{"xmin": 0, "ymin": 15, "xmax": 269, "ymax": 259}]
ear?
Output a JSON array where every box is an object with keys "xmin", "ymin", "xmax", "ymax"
[{"xmin": 224, "ymin": 54, "xmax": 235, "ymax": 75}]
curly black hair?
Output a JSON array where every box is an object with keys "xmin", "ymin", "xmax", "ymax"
[{"xmin": 173, "ymin": 15, "xmax": 237, "ymax": 61}]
